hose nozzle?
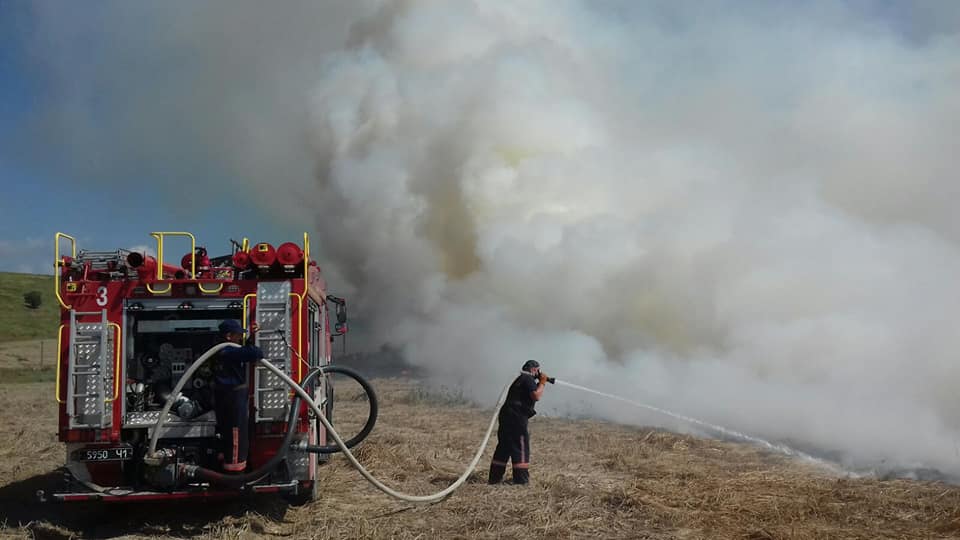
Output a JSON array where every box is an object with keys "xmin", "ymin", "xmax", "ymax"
[{"xmin": 523, "ymin": 370, "xmax": 556, "ymax": 384}]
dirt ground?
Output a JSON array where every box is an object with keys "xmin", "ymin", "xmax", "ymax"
[{"xmin": 2, "ymin": 378, "xmax": 960, "ymax": 540}]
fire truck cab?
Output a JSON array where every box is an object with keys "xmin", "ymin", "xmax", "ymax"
[{"xmin": 46, "ymin": 231, "xmax": 360, "ymax": 503}]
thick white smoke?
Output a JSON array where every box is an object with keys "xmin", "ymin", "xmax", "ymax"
[
  {"xmin": 18, "ymin": 1, "xmax": 960, "ymax": 476},
  {"xmin": 305, "ymin": 1, "xmax": 960, "ymax": 475}
]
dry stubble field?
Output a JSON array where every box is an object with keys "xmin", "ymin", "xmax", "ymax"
[{"xmin": 2, "ymin": 376, "xmax": 960, "ymax": 540}]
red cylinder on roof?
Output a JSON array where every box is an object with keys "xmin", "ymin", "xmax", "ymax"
[
  {"xmin": 179, "ymin": 250, "xmax": 211, "ymax": 275},
  {"xmin": 276, "ymin": 242, "xmax": 304, "ymax": 266},
  {"xmin": 127, "ymin": 252, "xmax": 183, "ymax": 280},
  {"xmin": 128, "ymin": 252, "xmax": 156, "ymax": 281},
  {"xmin": 127, "ymin": 252, "xmax": 149, "ymax": 269},
  {"xmin": 232, "ymin": 250, "xmax": 251, "ymax": 269},
  {"xmin": 250, "ymin": 242, "xmax": 276, "ymax": 267}
]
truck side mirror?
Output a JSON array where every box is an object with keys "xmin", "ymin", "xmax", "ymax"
[
  {"xmin": 336, "ymin": 304, "xmax": 347, "ymax": 324},
  {"xmin": 327, "ymin": 294, "xmax": 347, "ymax": 333}
]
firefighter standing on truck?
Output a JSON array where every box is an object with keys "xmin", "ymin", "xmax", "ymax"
[
  {"xmin": 213, "ymin": 319, "xmax": 263, "ymax": 473},
  {"xmin": 488, "ymin": 360, "xmax": 549, "ymax": 485}
]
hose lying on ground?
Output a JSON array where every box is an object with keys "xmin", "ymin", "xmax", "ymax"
[
  {"xmin": 260, "ymin": 359, "xmax": 513, "ymax": 503},
  {"xmin": 272, "ymin": 333, "xmax": 516, "ymax": 502},
  {"xmin": 149, "ymin": 341, "xmax": 511, "ymax": 502}
]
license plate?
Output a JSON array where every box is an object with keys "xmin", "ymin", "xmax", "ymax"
[{"xmin": 71, "ymin": 446, "xmax": 134, "ymax": 462}]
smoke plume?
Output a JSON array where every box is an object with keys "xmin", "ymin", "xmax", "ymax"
[
  {"xmin": 18, "ymin": 1, "xmax": 960, "ymax": 475},
  {"xmin": 305, "ymin": 1, "xmax": 960, "ymax": 476}
]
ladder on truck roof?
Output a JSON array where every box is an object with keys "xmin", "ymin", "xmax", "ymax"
[
  {"xmin": 254, "ymin": 281, "xmax": 293, "ymax": 422},
  {"xmin": 66, "ymin": 309, "xmax": 119, "ymax": 429}
]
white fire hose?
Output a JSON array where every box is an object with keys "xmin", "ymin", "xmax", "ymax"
[
  {"xmin": 147, "ymin": 342, "xmax": 238, "ymax": 462},
  {"xmin": 265, "ymin": 359, "xmax": 511, "ymax": 503},
  {"xmin": 148, "ymin": 341, "xmax": 511, "ymax": 503},
  {"xmin": 150, "ymin": 342, "xmax": 837, "ymax": 504}
]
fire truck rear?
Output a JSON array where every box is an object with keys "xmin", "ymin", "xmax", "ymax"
[{"xmin": 44, "ymin": 231, "xmax": 376, "ymax": 503}]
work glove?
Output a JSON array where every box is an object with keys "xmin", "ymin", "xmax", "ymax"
[
  {"xmin": 245, "ymin": 322, "xmax": 260, "ymax": 347},
  {"xmin": 538, "ymin": 372, "xmax": 549, "ymax": 385}
]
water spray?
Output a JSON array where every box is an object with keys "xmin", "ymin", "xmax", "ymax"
[
  {"xmin": 526, "ymin": 371, "xmax": 844, "ymax": 473},
  {"xmin": 553, "ymin": 379, "xmax": 848, "ymax": 474}
]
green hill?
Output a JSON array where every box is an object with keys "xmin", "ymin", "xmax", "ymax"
[{"xmin": 0, "ymin": 272, "xmax": 59, "ymax": 342}]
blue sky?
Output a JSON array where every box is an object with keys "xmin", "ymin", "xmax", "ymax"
[{"xmin": 0, "ymin": 2, "xmax": 309, "ymax": 274}]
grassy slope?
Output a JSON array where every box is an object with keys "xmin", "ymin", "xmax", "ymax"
[{"xmin": 0, "ymin": 272, "xmax": 59, "ymax": 342}]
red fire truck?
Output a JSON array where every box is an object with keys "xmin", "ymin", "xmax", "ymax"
[{"xmin": 44, "ymin": 231, "xmax": 377, "ymax": 503}]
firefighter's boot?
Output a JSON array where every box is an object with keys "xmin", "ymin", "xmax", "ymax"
[
  {"xmin": 488, "ymin": 462, "xmax": 506, "ymax": 484},
  {"xmin": 511, "ymin": 467, "xmax": 529, "ymax": 485}
]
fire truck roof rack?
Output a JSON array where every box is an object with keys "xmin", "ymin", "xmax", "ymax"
[
  {"xmin": 151, "ymin": 231, "xmax": 197, "ymax": 279},
  {"xmin": 53, "ymin": 231, "xmax": 314, "ymax": 306}
]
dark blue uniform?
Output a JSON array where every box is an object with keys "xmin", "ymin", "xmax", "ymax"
[
  {"xmin": 213, "ymin": 339, "xmax": 262, "ymax": 472},
  {"xmin": 489, "ymin": 373, "xmax": 539, "ymax": 484}
]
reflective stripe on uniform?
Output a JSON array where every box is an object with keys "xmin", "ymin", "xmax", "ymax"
[
  {"xmin": 223, "ymin": 460, "xmax": 247, "ymax": 472},
  {"xmin": 232, "ymin": 427, "xmax": 239, "ymax": 465}
]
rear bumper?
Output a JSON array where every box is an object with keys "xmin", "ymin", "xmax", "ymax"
[{"xmin": 39, "ymin": 479, "xmax": 305, "ymax": 503}]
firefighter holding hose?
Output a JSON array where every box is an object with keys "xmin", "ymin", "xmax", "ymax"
[
  {"xmin": 488, "ymin": 360, "xmax": 550, "ymax": 485},
  {"xmin": 213, "ymin": 319, "xmax": 263, "ymax": 473}
]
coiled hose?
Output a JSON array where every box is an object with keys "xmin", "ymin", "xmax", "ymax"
[{"xmin": 147, "ymin": 343, "xmax": 378, "ymax": 488}]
